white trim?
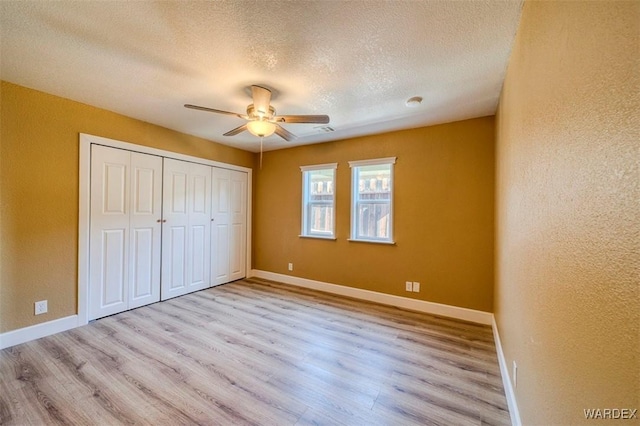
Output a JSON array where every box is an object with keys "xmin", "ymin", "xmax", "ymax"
[
  {"xmin": 249, "ymin": 269, "xmax": 493, "ymax": 325},
  {"xmin": 81, "ymin": 133, "xmax": 252, "ymax": 173},
  {"xmin": 350, "ymin": 159, "xmax": 395, "ymax": 243},
  {"xmin": 78, "ymin": 133, "xmax": 253, "ymax": 326},
  {"xmin": 492, "ymin": 316, "xmax": 521, "ymax": 426},
  {"xmin": 299, "ymin": 162, "xmax": 338, "ymax": 172},
  {"xmin": 348, "ymin": 157, "xmax": 397, "ymax": 168},
  {"xmin": 0, "ymin": 315, "xmax": 79, "ymax": 349},
  {"xmin": 299, "ymin": 235, "xmax": 337, "ymax": 240},
  {"xmin": 246, "ymin": 173, "xmax": 253, "ymax": 282},
  {"xmin": 300, "ymin": 164, "xmax": 336, "ymax": 239},
  {"xmin": 78, "ymin": 137, "xmax": 91, "ymax": 326},
  {"xmin": 347, "ymin": 238, "xmax": 396, "ymax": 245}
]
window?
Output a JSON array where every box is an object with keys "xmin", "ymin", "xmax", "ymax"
[
  {"xmin": 349, "ymin": 157, "xmax": 396, "ymax": 243},
  {"xmin": 300, "ymin": 163, "xmax": 337, "ymax": 239}
]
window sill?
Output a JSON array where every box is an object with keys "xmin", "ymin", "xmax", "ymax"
[
  {"xmin": 299, "ymin": 235, "xmax": 337, "ymax": 241},
  {"xmin": 347, "ymin": 239, "xmax": 396, "ymax": 245}
]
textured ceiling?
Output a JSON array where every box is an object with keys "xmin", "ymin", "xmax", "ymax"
[{"xmin": 0, "ymin": 1, "xmax": 523, "ymax": 152}]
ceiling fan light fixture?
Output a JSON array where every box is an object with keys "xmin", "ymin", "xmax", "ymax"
[
  {"xmin": 185, "ymin": 85, "xmax": 329, "ymax": 142},
  {"xmin": 247, "ymin": 119, "xmax": 276, "ymax": 138}
]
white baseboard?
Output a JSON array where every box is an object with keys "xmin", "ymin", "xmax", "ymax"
[
  {"xmin": 250, "ymin": 270, "xmax": 493, "ymax": 325},
  {"xmin": 492, "ymin": 316, "xmax": 521, "ymax": 426},
  {"xmin": 0, "ymin": 315, "xmax": 79, "ymax": 350}
]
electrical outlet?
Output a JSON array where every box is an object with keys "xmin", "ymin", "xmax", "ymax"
[
  {"xmin": 405, "ymin": 281, "xmax": 413, "ymax": 292},
  {"xmin": 288, "ymin": 263, "xmax": 293, "ymax": 271},
  {"xmin": 35, "ymin": 300, "xmax": 48, "ymax": 315},
  {"xmin": 412, "ymin": 282, "xmax": 420, "ymax": 292},
  {"xmin": 513, "ymin": 361, "xmax": 518, "ymax": 388}
]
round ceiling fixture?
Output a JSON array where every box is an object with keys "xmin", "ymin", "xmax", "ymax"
[
  {"xmin": 247, "ymin": 119, "xmax": 276, "ymax": 137},
  {"xmin": 405, "ymin": 96, "xmax": 423, "ymax": 107}
]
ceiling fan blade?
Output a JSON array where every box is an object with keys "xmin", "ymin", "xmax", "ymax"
[
  {"xmin": 223, "ymin": 124, "xmax": 248, "ymax": 136},
  {"xmin": 273, "ymin": 115, "xmax": 330, "ymax": 124},
  {"xmin": 251, "ymin": 85, "xmax": 272, "ymax": 116},
  {"xmin": 184, "ymin": 104, "xmax": 247, "ymax": 119},
  {"xmin": 274, "ymin": 124, "xmax": 296, "ymax": 141}
]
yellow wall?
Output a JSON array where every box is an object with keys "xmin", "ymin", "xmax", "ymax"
[
  {"xmin": 253, "ymin": 117, "xmax": 495, "ymax": 312},
  {"xmin": 0, "ymin": 83, "xmax": 3, "ymax": 332},
  {"xmin": 495, "ymin": 1, "xmax": 639, "ymax": 424},
  {"xmin": 0, "ymin": 81, "xmax": 254, "ymax": 333}
]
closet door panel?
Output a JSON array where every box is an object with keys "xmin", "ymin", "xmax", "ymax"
[
  {"xmin": 101, "ymin": 229, "xmax": 127, "ymax": 306},
  {"xmin": 229, "ymin": 223, "xmax": 244, "ymax": 279},
  {"xmin": 211, "ymin": 168, "xmax": 231, "ymax": 285},
  {"xmin": 190, "ymin": 225, "xmax": 207, "ymax": 285},
  {"xmin": 168, "ymin": 226, "xmax": 187, "ymax": 288},
  {"xmin": 162, "ymin": 159, "xmax": 211, "ymax": 299},
  {"xmin": 128, "ymin": 153, "xmax": 162, "ymax": 309},
  {"xmin": 229, "ymin": 170, "xmax": 247, "ymax": 281},
  {"xmin": 188, "ymin": 167, "xmax": 211, "ymax": 291},
  {"xmin": 212, "ymin": 225, "xmax": 230, "ymax": 285},
  {"xmin": 211, "ymin": 168, "xmax": 247, "ymax": 284},
  {"xmin": 162, "ymin": 160, "xmax": 190, "ymax": 299},
  {"xmin": 130, "ymin": 228, "xmax": 153, "ymax": 299},
  {"xmin": 89, "ymin": 145, "xmax": 130, "ymax": 320}
]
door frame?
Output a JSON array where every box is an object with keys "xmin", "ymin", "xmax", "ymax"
[{"xmin": 78, "ymin": 133, "xmax": 253, "ymax": 326}]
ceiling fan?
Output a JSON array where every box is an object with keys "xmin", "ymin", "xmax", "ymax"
[{"xmin": 184, "ymin": 85, "xmax": 330, "ymax": 141}]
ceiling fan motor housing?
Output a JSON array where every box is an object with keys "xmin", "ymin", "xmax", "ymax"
[{"xmin": 247, "ymin": 104, "xmax": 275, "ymax": 120}]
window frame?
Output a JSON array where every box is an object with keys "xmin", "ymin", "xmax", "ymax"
[
  {"xmin": 300, "ymin": 163, "xmax": 338, "ymax": 240},
  {"xmin": 348, "ymin": 157, "xmax": 396, "ymax": 244}
]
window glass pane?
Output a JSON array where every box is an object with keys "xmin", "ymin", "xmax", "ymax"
[
  {"xmin": 357, "ymin": 203, "xmax": 390, "ymax": 239},
  {"xmin": 308, "ymin": 204, "xmax": 334, "ymax": 235},
  {"xmin": 301, "ymin": 165, "xmax": 336, "ymax": 238},
  {"xmin": 350, "ymin": 159, "xmax": 394, "ymax": 243},
  {"xmin": 357, "ymin": 164, "xmax": 391, "ymax": 201},
  {"xmin": 309, "ymin": 169, "xmax": 334, "ymax": 202}
]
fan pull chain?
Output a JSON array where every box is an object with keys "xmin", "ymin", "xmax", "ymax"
[{"xmin": 260, "ymin": 136, "xmax": 263, "ymax": 169}]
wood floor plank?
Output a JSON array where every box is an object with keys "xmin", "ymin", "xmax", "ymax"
[{"xmin": 0, "ymin": 278, "xmax": 510, "ymax": 425}]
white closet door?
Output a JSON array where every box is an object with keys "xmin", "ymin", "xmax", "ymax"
[
  {"xmin": 229, "ymin": 170, "xmax": 247, "ymax": 281},
  {"xmin": 162, "ymin": 159, "xmax": 211, "ymax": 300},
  {"xmin": 211, "ymin": 168, "xmax": 231, "ymax": 286},
  {"xmin": 211, "ymin": 168, "xmax": 247, "ymax": 285},
  {"xmin": 161, "ymin": 159, "xmax": 188, "ymax": 298},
  {"xmin": 128, "ymin": 152, "xmax": 163, "ymax": 309},
  {"xmin": 90, "ymin": 146, "xmax": 130, "ymax": 319},
  {"xmin": 188, "ymin": 163, "xmax": 211, "ymax": 291},
  {"xmin": 89, "ymin": 146, "xmax": 163, "ymax": 320}
]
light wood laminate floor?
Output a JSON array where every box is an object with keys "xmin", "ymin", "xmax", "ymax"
[{"xmin": 0, "ymin": 278, "xmax": 510, "ymax": 425}]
